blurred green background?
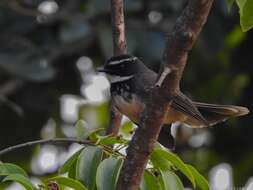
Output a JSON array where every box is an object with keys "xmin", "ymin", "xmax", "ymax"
[{"xmin": 0, "ymin": 0, "xmax": 252, "ymax": 189}]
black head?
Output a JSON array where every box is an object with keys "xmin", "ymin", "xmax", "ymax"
[{"xmin": 98, "ymin": 54, "xmax": 141, "ymax": 77}]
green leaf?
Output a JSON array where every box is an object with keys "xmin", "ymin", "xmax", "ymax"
[
  {"xmin": 75, "ymin": 120, "xmax": 92, "ymax": 140},
  {"xmin": 96, "ymin": 157, "xmax": 123, "ymax": 190},
  {"xmin": 238, "ymin": 0, "xmax": 253, "ymax": 31},
  {"xmin": 58, "ymin": 148, "xmax": 83, "ymax": 174},
  {"xmin": 140, "ymin": 170, "xmax": 162, "ymax": 190},
  {"xmin": 48, "ymin": 176, "xmax": 88, "ymax": 190},
  {"xmin": 236, "ymin": 0, "xmax": 247, "ymax": 9},
  {"xmin": 76, "ymin": 146, "xmax": 103, "ymax": 190},
  {"xmin": 187, "ymin": 165, "xmax": 210, "ymax": 190},
  {"xmin": 150, "ymin": 150, "xmax": 173, "ymax": 171},
  {"xmin": 151, "ymin": 149, "xmax": 195, "ymax": 188},
  {"xmin": 120, "ymin": 121, "xmax": 134, "ymax": 138},
  {"xmin": 68, "ymin": 161, "xmax": 77, "ymax": 179},
  {"xmin": 98, "ymin": 135, "xmax": 128, "ymax": 146},
  {"xmin": 227, "ymin": 0, "xmax": 235, "ymax": 10},
  {"xmin": 75, "ymin": 120, "xmax": 104, "ymax": 141},
  {"xmin": 0, "ymin": 163, "xmax": 28, "ymax": 178},
  {"xmin": 160, "ymin": 170, "xmax": 184, "ymax": 190},
  {"xmin": 2, "ymin": 174, "xmax": 33, "ymax": 190}
]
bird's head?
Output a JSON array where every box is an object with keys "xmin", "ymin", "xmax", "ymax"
[{"xmin": 97, "ymin": 54, "xmax": 141, "ymax": 83}]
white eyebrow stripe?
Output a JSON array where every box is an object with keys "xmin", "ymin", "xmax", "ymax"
[
  {"xmin": 109, "ymin": 57, "xmax": 137, "ymax": 65},
  {"xmin": 110, "ymin": 75, "xmax": 134, "ymax": 83}
]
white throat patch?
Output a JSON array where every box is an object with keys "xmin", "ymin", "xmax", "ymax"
[{"xmin": 109, "ymin": 75, "xmax": 134, "ymax": 83}]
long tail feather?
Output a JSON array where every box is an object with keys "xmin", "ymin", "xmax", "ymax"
[{"xmin": 194, "ymin": 102, "xmax": 249, "ymax": 126}]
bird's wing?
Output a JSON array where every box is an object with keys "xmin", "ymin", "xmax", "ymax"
[{"xmin": 171, "ymin": 93, "xmax": 209, "ymax": 126}]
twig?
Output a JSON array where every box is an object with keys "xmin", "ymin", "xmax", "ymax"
[
  {"xmin": 0, "ymin": 138, "xmax": 94, "ymax": 157},
  {"xmin": 155, "ymin": 67, "xmax": 172, "ymax": 87},
  {"xmin": 106, "ymin": 0, "xmax": 126, "ymax": 136},
  {"xmin": 116, "ymin": 0, "xmax": 214, "ymax": 189},
  {"xmin": 0, "ymin": 138, "xmax": 125, "ymax": 158}
]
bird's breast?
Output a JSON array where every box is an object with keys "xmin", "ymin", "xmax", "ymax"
[{"xmin": 113, "ymin": 94, "xmax": 143, "ymax": 124}]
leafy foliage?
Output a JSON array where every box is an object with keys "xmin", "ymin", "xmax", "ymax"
[
  {"xmin": 151, "ymin": 149, "xmax": 196, "ymax": 188},
  {"xmin": 238, "ymin": 0, "xmax": 253, "ymax": 31},
  {"xmin": 140, "ymin": 171, "xmax": 162, "ymax": 190},
  {"xmin": 76, "ymin": 147, "xmax": 103, "ymax": 190},
  {"xmin": 2, "ymin": 174, "xmax": 34, "ymax": 190},
  {"xmin": 96, "ymin": 157, "xmax": 123, "ymax": 190},
  {"xmin": 160, "ymin": 170, "xmax": 184, "ymax": 190},
  {"xmin": 0, "ymin": 122, "xmax": 210, "ymax": 189},
  {"xmin": 187, "ymin": 165, "xmax": 210, "ymax": 190},
  {"xmin": 58, "ymin": 148, "xmax": 84, "ymax": 175},
  {"xmin": 228, "ymin": 0, "xmax": 253, "ymax": 31},
  {"xmin": 0, "ymin": 163, "xmax": 28, "ymax": 178},
  {"xmin": 47, "ymin": 176, "xmax": 88, "ymax": 190}
]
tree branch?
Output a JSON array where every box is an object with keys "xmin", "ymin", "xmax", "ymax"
[
  {"xmin": 116, "ymin": 0, "xmax": 214, "ymax": 189},
  {"xmin": 106, "ymin": 0, "xmax": 126, "ymax": 136},
  {"xmin": 0, "ymin": 138, "xmax": 94, "ymax": 157},
  {"xmin": 0, "ymin": 138, "xmax": 126, "ymax": 159},
  {"xmin": 106, "ymin": 101, "xmax": 123, "ymax": 135},
  {"xmin": 111, "ymin": 0, "xmax": 126, "ymax": 55},
  {"xmin": 157, "ymin": 0, "xmax": 214, "ymax": 94}
]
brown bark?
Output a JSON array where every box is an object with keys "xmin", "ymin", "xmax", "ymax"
[
  {"xmin": 106, "ymin": 0, "xmax": 126, "ymax": 136},
  {"xmin": 116, "ymin": 0, "xmax": 214, "ymax": 189},
  {"xmin": 106, "ymin": 100, "xmax": 123, "ymax": 135},
  {"xmin": 110, "ymin": 0, "xmax": 126, "ymax": 56}
]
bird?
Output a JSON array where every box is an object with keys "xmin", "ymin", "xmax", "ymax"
[{"xmin": 97, "ymin": 54, "xmax": 249, "ymax": 149}]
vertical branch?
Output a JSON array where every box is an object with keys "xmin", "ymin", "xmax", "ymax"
[
  {"xmin": 106, "ymin": 101, "xmax": 123, "ymax": 135},
  {"xmin": 116, "ymin": 0, "xmax": 214, "ymax": 190},
  {"xmin": 106, "ymin": 0, "xmax": 126, "ymax": 135},
  {"xmin": 111, "ymin": 0, "xmax": 126, "ymax": 55}
]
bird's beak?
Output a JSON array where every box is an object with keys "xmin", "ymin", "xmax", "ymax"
[
  {"xmin": 97, "ymin": 65, "xmax": 114, "ymax": 75},
  {"xmin": 96, "ymin": 66, "xmax": 106, "ymax": 73}
]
